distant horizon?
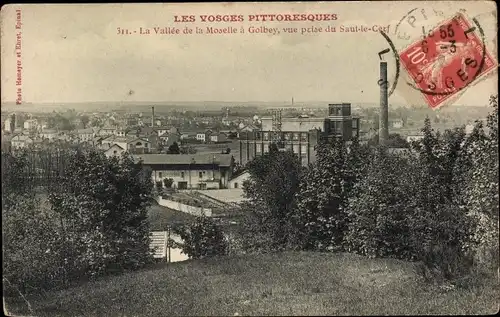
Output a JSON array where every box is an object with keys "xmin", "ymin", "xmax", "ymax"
[{"xmin": 1, "ymin": 100, "xmax": 490, "ymax": 106}]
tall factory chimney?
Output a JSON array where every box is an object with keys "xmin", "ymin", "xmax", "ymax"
[
  {"xmin": 151, "ymin": 106, "xmax": 155, "ymax": 127},
  {"xmin": 379, "ymin": 61, "xmax": 389, "ymax": 145}
]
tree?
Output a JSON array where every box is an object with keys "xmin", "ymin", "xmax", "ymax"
[
  {"xmin": 54, "ymin": 114, "xmax": 75, "ymax": 131},
  {"xmin": 10, "ymin": 113, "xmax": 16, "ymax": 132},
  {"xmin": 368, "ymin": 133, "xmax": 409, "ymax": 148},
  {"xmin": 16, "ymin": 113, "xmax": 26, "ymax": 129},
  {"xmin": 240, "ymin": 148, "xmax": 303, "ymax": 252},
  {"xmin": 174, "ymin": 216, "xmax": 228, "ymax": 259},
  {"xmin": 167, "ymin": 142, "xmax": 180, "ymax": 154},
  {"xmin": 80, "ymin": 115, "xmax": 90, "ymax": 129},
  {"xmin": 344, "ymin": 147, "xmax": 417, "ymax": 259},
  {"xmin": 295, "ymin": 136, "xmax": 370, "ymax": 251},
  {"xmin": 163, "ymin": 178, "xmax": 174, "ymax": 188},
  {"xmin": 90, "ymin": 117, "xmax": 104, "ymax": 128},
  {"xmin": 462, "ymin": 95, "xmax": 499, "ymax": 273},
  {"xmin": 48, "ymin": 149, "xmax": 154, "ymax": 276},
  {"xmin": 407, "ymin": 118, "xmax": 475, "ymax": 280},
  {"xmin": 1, "ymin": 149, "xmax": 33, "ymax": 209},
  {"xmin": 157, "ymin": 142, "xmax": 165, "ymax": 153}
]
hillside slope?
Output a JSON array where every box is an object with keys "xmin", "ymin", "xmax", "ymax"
[{"xmin": 5, "ymin": 252, "xmax": 499, "ymax": 316}]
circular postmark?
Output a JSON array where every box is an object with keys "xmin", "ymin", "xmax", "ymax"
[
  {"xmin": 379, "ymin": 8, "xmax": 496, "ymax": 109},
  {"xmin": 401, "ymin": 14, "xmax": 488, "ymax": 96}
]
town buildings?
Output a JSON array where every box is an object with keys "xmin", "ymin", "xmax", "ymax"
[
  {"xmin": 11, "ymin": 134, "xmax": 34, "ymax": 149},
  {"xmin": 238, "ymin": 103, "xmax": 360, "ymax": 166},
  {"xmin": 100, "ymin": 135, "xmax": 152, "ymax": 154}
]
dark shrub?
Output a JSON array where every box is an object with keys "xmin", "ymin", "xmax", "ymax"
[{"xmin": 173, "ymin": 216, "xmax": 228, "ymax": 259}]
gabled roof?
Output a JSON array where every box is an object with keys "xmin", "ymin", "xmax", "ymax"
[
  {"xmin": 230, "ymin": 169, "xmax": 249, "ymax": 180},
  {"xmin": 128, "ymin": 137, "xmax": 150, "ymax": 144},
  {"xmin": 106, "ymin": 143, "xmax": 125, "ymax": 151},
  {"xmin": 238, "ymin": 124, "xmax": 259, "ymax": 131},
  {"xmin": 101, "ymin": 126, "xmax": 116, "ymax": 130},
  {"xmin": 101, "ymin": 135, "xmax": 147, "ymax": 143},
  {"xmin": 77, "ymin": 128, "xmax": 94, "ymax": 134},
  {"xmin": 180, "ymin": 131, "xmax": 200, "ymax": 135},
  {"xmin": 132, "ymin": 154, "xmax": 233, "ymax": 167},
  {"xmin": 211, "ymin": 132, "xmax": 227, "ymax": 136}
]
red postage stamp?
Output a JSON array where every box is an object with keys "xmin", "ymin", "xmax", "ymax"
[{"xmin": 399, "ymin": 12, "xmax": 497, "ymax": 109}]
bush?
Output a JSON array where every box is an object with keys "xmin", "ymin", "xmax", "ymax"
[
  {"xmin": 156, "ymin": 180, "xmax": 163, "ymax": 190},
  {"xmin": 240, "ymin": 146, "xmax": 303, "ymax": 252},
  {"xmin": 411, "ymin": 204, "xmax": 476, "ymax": 283},
  {"xmin": 173, "ymin": 216, "xmax": 228, "ymax": 259},
  {"xmin": 296, "ymin": 136, "xmax": 371, "ymax": 252},
  {"xmin": 462, "ymin": 96, "xmax": 499, "ymax": 276},
  {"xmin": 3, "ymin": 148, "xmax": 155, "ymax": 295},
  {"xmin": 163, "ymin": 178, "xmax": 174, "ymax": 188},
  {"xmin": 3, "ymin": 196, "xmax": 79, "ymax": 294},
  {"xmin": 344, "ymin": 147, "xmax": 417, "ymax": 260}
]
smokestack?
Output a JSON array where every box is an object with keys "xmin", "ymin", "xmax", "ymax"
[
  {"xmin": 151, "ymin": 106, "xmax": 155, "ymax": 127},
  {"xmin": 379, "ymin": 61, "xmax": 389, "ymax": 145}
]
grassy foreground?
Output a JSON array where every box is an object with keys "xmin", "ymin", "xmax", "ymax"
[{"xmin": 4, "ymin": 252, "xmax": 499, "ymax": 316}]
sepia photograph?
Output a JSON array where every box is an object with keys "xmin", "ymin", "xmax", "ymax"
[{"xmin": 1, "ymin": 1, "xmax": 498, "ymax": 316}]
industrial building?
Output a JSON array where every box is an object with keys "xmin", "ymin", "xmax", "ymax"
[
  {"xmin": 238, "ymin": 59, "xmax": 392, "ymax": 166},
  {"xmin": 238, "ymin": 103, "xmax": 360, "ymax": 166}
]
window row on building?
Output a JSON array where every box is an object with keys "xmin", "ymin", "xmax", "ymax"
[
  {"xmin": 254, "ymin": 143, "xmax": 308, "ymax": 154},
  {"xmin": 157, "ymin": 170, "xmax": 214, "ymax": 180},
  {"xmin": 254, "ymin": 131, "xmax": 310, "ymax": 142}
]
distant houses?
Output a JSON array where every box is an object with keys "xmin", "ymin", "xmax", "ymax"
[
  {"xmin": 210, "ymin": 132, "xmax": 228, "ymax": 143},
  {"xmin": 11, "ymin": 134, "xmax": 33, "ymax": 148},
  {"xmin": 100, "ymin": 135, "xmax": 152, "ymax": 154},
  {"xmin": 389, "ymin": 119, "xmax": 405, "ymax": 129},
  {"xmin": 40, "ymin": 129, "xmax": 58, "ymax": 140},
  {"xmin": 76, "ymin": 128, "xmax": 94, "ymax": 142}
]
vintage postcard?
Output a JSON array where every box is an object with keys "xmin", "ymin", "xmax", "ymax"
[{"xmin": 1, "ymin": 1, "xmax": 498, "ymax": 316}]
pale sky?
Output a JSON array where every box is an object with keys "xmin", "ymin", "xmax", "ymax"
[{"xmin": 1, "ymin": 1, "xmax": 497, "ymax": 107}]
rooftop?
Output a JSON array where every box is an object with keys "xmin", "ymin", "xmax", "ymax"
[
  {"xmin": 76, "ymin": 128, "xmax": 94, "ymax": 134},
  {"xmin": 132, "ymin": 154, "xmax": 233, "ymax": 167},
  {"xmin": 102, "ymin": 135, "xmax": 149, "ymax": 143}
]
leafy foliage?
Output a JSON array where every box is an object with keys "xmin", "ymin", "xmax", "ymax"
[
  {"xmin": 461, "ymin": 95, "xmax": 499, "ymax": 273},
  {"xmin": 345, "ymin": 115, "xmax": 484, "ymax": 282},
  {"xmin": 3, "ymin": 148, "xmax": 155, "ymax": 295},
  {"xmin": 345, "ymin": 147, "xmax": 417, "ymax": 259},
  {"xmin": 163, "ymin": 178, "xmax": 174, "ymax": 188},
  {"xmin": 368, "ymin": 133, "xmax": 410, "ymax": 148},
  {"xmin": 80, "ymin": 115, "xmax": 90, "ymax": 129},
  {"xmin": 48, "ymin": 149, "xmax": 155, "ymax": 275},
  {"xmin": 173, "ymin": 216, "xmax": 228, "ymax": 259},
  {"xmin": 295, "ymin": 136, "xmax": 371, "ymax": 251},
  {"xmin": 156, "ymin": 180, "xmax": 163, "ymax": 190},
  {"xmin": 240, "ymin": 147, "xmax": 303, "ymax": 252},
  {"xmin": 167, "ymin": 142, "xmax": 181, "ymax": 154}
]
